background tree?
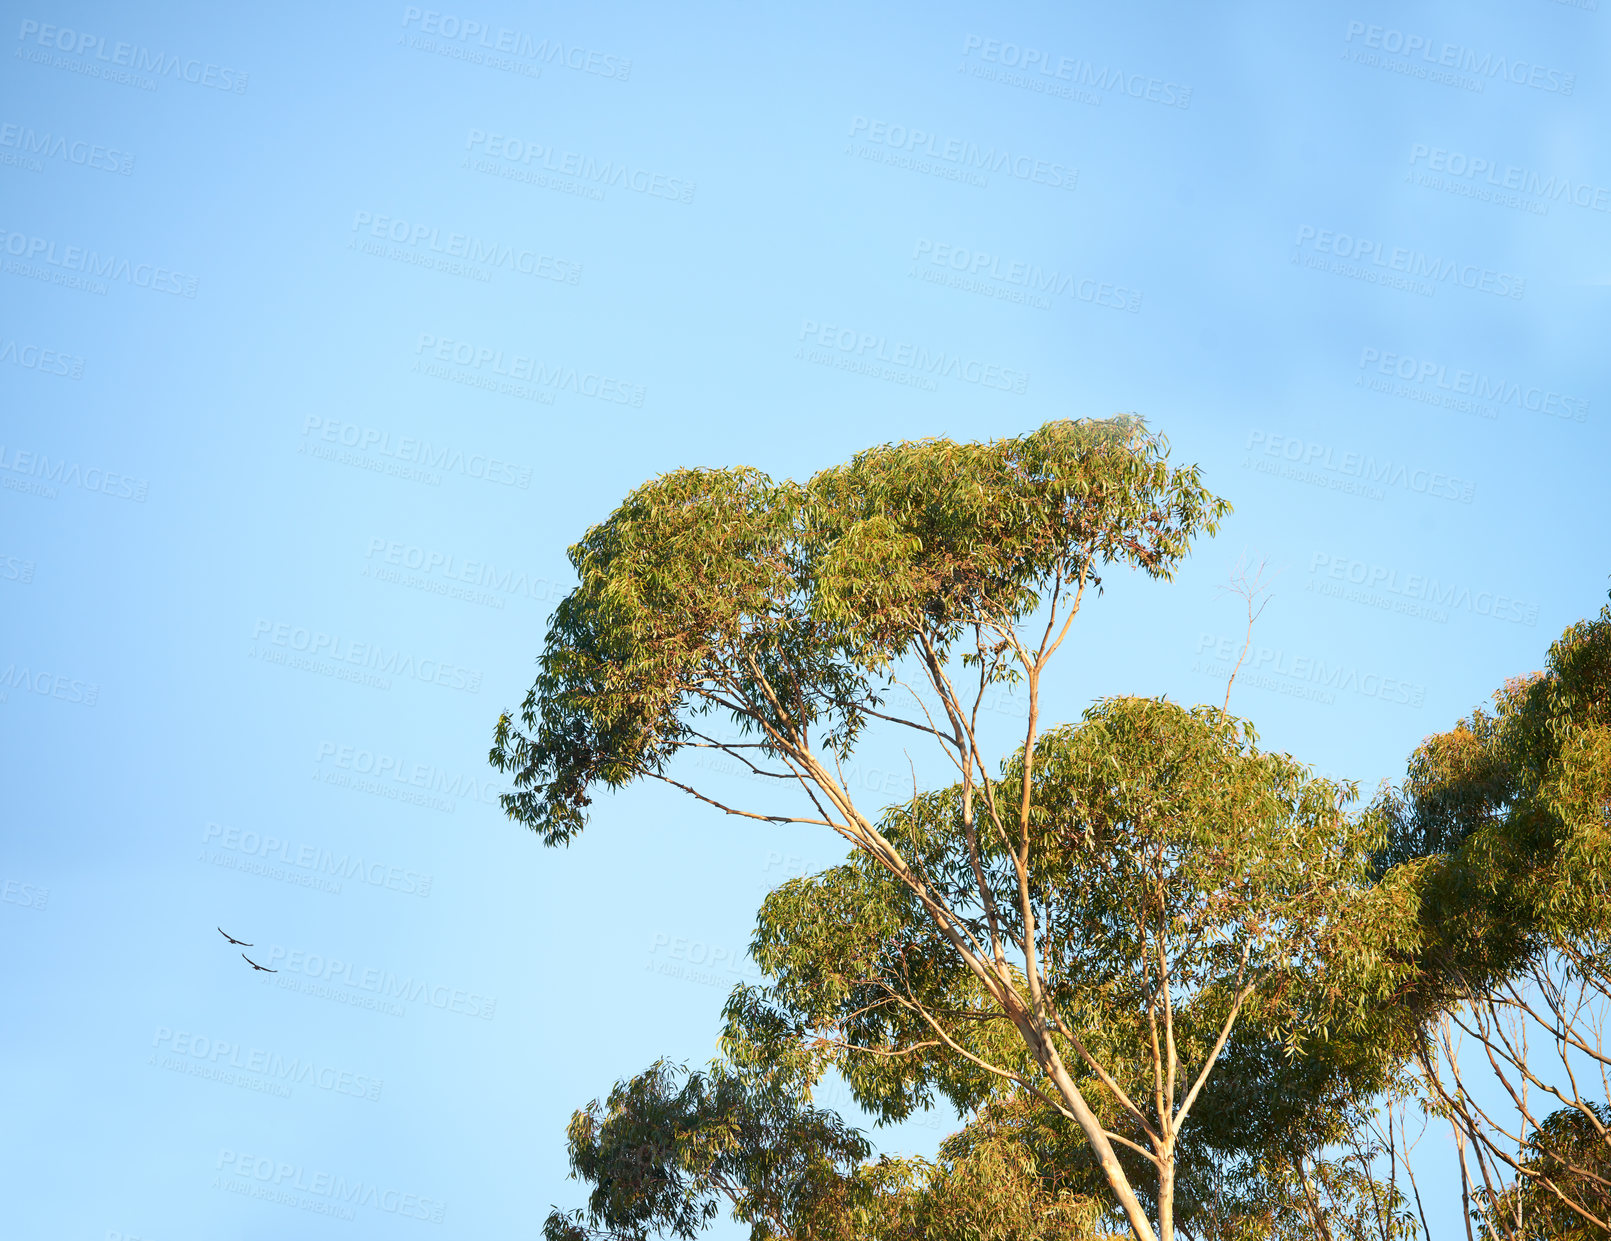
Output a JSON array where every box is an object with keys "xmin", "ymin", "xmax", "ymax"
[
  {"xmin": 541, "ymin": 1058, "xmax": 1106, "ymax": 1241},
  {"xmin": 1370, "ymin": 597, "xmax": 1611, "ymax": 1238}
]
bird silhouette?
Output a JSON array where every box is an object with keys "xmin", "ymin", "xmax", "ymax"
[
  {"xmin": 218, "ymin": 927, "xmax": 253, "ymax": 947},
  {"xmin": 242, "ymin": 954, "xmax": 277, "ymax": 973}
]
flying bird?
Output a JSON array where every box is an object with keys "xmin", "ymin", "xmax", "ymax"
[
  {"xmin": 241, "ymin": 954, "xmax": 277, "ymax": 973},
  {"xmin": 218, "ymin": 927, "xmax": 253, "ymax": 947}
]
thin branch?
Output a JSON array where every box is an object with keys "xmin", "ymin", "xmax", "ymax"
[
  {"xmin": 1216, "ymin": 551, "xmax": 1275, "ymax": 715},
  {"xmin": 1172, "ymin": 957, "xmax": 1256, "ymax": 1131}
]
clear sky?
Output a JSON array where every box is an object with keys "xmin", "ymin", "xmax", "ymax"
[{"xmin": 2, "ymin": 1, "xmax": 1607, "ymax": 1237}]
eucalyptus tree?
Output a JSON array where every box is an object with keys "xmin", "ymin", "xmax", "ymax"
[
  {"xmin": 1371, "ymin": 598, "xmax": 1611, "ymax": 1238},
  {"xmin": 534, "ymin": 697, "xmax": 1409, "ymax": 1241},
  {"xmin": 493, "ymin": 419, "xmax": 1416, "ymax": 1239},
  {"xmin": 540, "ymin": 1058, "xmax": 1107, "ymax": 1241},
  {"xmin": 720, "ymin": 695, "xmax": 1396, "ymax": 1240}
]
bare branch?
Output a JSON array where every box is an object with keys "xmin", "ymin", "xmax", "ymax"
[{"xmin": 1216, "ymin": 551, "xmax": 1277, "ymax": 715}]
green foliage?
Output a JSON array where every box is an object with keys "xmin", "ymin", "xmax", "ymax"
[
  {"xmin": 730, "ymin": 695, "xmax": 1382, "ymax": 1064},
  {"xmin": 1372, "ymin": 594, "xmax": 1611, "ymax": 1007},
  {"xmin": 1370, "ymin": 594, "xmax": 1611, "ymax": 1236},
  {"xmin": 542, "ymin": 1050, "xmax": 1415, "ymax": 1241},
  {"xmin": 542, "ymin": 1056, "xmax": 1114, "ymax": 1241},
  {"xmin": 1480, "ymin": 1103, "xmax": 1611, "ymax": 1238},
  {"xmin": 490, "ymin": 418, "xmax": 1228, "ymax": 846},
  {"xmin": 1203, "ymin": 1148, "xmax": 1421, "ymax": 1241},
  {"xmin": 541, "ymin": 1060, "xmax": 872, "ymax": 1241},
  {"xmin": 718, "ymin": 697, "xmax": 1403, "ymax": 1227}
]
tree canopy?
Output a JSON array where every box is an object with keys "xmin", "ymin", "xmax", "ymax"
[
  {"xmin": 493, "ymin": 417, "xmax": 1241, "ymax": 1238},
  {"xmin": 492, "ymin": 419, "xmax": 1610, "ymax": 1241},
  {"xmin": 491, "ymin": 416, "xmax": 1224, "ymax": 848}
]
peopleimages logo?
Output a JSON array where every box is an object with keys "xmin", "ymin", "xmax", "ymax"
[
  {"xmin": 316, "ymin": 738, "xmax": 504, "ymax": 810},
  {"xmin": 911, "ymin": 239, "xmax": 1142, "ymax": 314},
  {"xmin": 0, "ymin": 335, "xmax": 84, "ymax": 379},
  {"xmin": 201, "ymin": 821, "xmax": 433, "ymax": 896},
  {"xmin": 250, "ymin": 618, "xmax": 482, "ymax": 693},
  {"xmin": 152, "ymin": 1027, "xmax": 384, "ymax": 1102},
  {"xmin": 0, "ymin": 443, "xmax": 148, "ymax": 501},
  {"xmin": 1293, "ymin": 225, "xmax": 1524, "ymax": 300},
  {"xmin": 1243, "ymin": 431, "xmax": 1475, "ymax": 504},
  {"xmin": 795, "ymin": 320, "xmax": 1028, "ymax": 394},
  {"xmin": 959, "ymin": 34, "xmax": 1191, "ymax": 108},
  {"xmin": 1308, "ymin": 554, "xmax": 1539, "ymax": 626},
  {"xmin": 0, "ymin": 226, "xmax": 198, "ymax": 297},
  {"xmin": 464, "ymin": 130, "xmax": 693, "ymax": 202},
  {"xmin": 400, "ymin": 6, "xmax": 630, "ymax": 80},
  {"xmin": 848, "ymin": 117, "xmax": 1077, "ymax": 190},
  {"xmin": 1, "ymin": 553, "xmax": 36, "ymax": 585},
  {"xmin": 0, "ymin": 658, "xmax": 98, "ymax": 705},
  {"xmin": 1357, "ymin": 347, "xmax": 1588, "ymax": 423},
  {"xmin": 350, "ymin": 211, "xmax": 582, "ymax": 284},
  {"xmin": 299, "ymin": 416, "xmax": 533, "ymax": 489},
  {"xmin": 1343, "ymin": 22, "xmax": 1574, "ymax": 94},
  {"xmin": 1195, "ymin": 634, "xmax": 1426, "ymax": 707},
  {"xmin": 0, "ymin": 122, "xmax": 134, "ymax": 174},
  {"xmin": 645, "ymin": 930, "xmax": 765, "ymax": 989},
  {"xmin": 215, "ymin": 1148, "xmax": 444, "ymax": 1223},
  {"xmin": 1408, "ymin": 144, "xmax": 1610, "ymax": 213},
  {"xmin": 15, "ymin": 19, "xmax": 250, "ymax": 93},
  {"xmin": 364, "ymin": 537, "xmax": 567, "ymax": 604},
  {"xmin": 413, "ymin": 334, "xmax": 646, "ymax": 407},
  {"xmin": 2, "ymin": 877, "xmax": 48, "ymax": 909},
  {"xmin": 0, "ymin": 661, "xmax": 98, "ymax": 705},
  {"xmin": 259, "ymin": 943, "xmax": 497, "ymax": 1019}
]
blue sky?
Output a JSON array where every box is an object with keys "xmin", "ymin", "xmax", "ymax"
[{"xmin": 2, "ymin": 1, "xmax": 1607, "ymax": 1237}]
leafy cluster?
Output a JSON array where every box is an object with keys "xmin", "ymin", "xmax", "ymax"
[
  {"xmin": 1372, "ymin": 596, "xmax": 1611, "ymax": 999},
  {"xmin": 490, "ymin": 417, "xmax": 1227, "ymax": 846},
  {"xmin": 729, "ymin": 697, "xmax": 1385, "ymax": 1123},
  {"xmin": 543, "ymin": 1061, "xmax": 1109, "ymax": 1241}
]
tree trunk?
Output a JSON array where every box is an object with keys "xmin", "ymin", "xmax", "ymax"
[
  {"xmin": 1158, "ymin": 1141, "xmax": 1175, "ymax": 1241},
  {"xmin": 1028, "ymin": 1020, "xmax": 1159, "ymax": 1241}
]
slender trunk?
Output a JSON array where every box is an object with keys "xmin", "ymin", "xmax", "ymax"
[
  {"xmin": 1158, "ymin": 1140, "xmax": 1175, "ymax": 1241},
  {"xmin": 819, "ymin": 779, "xmax": 1157, "ymax": 1239},
  {"xmin": 1016, "ymin": 1012, "xmax": 1159, "ymax": 1241},
  {"xmin": 1010, "ymin": 618, "xmax": 1155, "ymax": 1241}
]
